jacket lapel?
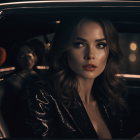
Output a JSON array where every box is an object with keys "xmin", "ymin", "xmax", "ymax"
[
  {"xmin": 60, "ymin": 95, "xmax": 98, "ymax": 138},
  {"xmin": 59, "ymin": 90, "xmax": 122, "ymax": 139},
  {"xmin": 98, "ymin": 97, "xmax": 123, "ymax": 138}
]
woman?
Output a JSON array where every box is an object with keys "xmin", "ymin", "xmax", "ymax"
[
  {"xmin": 19, "ymin": 16, "xmax": 128, "ymax": 139},
  {"xmin": 11, "ymin": 41, "xmax": 37, "ymax": 72},
  {"xmin": 0, "ymin": 41, "xmax": 37, "ymax": 79},
  {"xmin": 0, "ymin": 41, "xmax": 38, "ymax": 137}
]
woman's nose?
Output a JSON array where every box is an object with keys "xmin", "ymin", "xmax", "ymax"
[
  {"xmin": 85, "ymin": 54, "xmax": 95, "ymax": 60},
  {"xmin": 24, "ymin": 55, "xmax": 31, "ymax": 61},
  {"xmin": 84, "ymin": 46, "xmax": 95, "ymax": 60}
]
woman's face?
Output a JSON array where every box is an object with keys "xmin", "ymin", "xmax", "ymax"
[
  {"xmin": 67, "ymin": 21, "xmax": 109, "ymax": 79},
  {"xmin": 16, "ymin": 45, "xmax": 36, "ymax": 70}
]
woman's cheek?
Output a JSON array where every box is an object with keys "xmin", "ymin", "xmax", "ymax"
[
  {"xmin": 96, "ymin": 49, "xmax": 108, "ymax": 63},
  {"xmin": 68, "ymin": 50, "xmax": 83, "ymax": 67}
]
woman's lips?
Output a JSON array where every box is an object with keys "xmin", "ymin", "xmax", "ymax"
[{"xmin": 83, "ymin": 64, "xmax": 97, "ymax": 71}]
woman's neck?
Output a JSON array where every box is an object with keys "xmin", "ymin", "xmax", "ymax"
[{"xmin": 77, "ymin": 76, "xmax": 95, "ymax": 104}]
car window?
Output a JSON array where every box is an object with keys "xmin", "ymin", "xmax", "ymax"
[{"xmin": 119, "ymin": 33, "xmax": 140, "ymax": 75}]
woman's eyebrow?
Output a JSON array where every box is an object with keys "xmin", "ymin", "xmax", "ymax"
[
  {"xmin": 19, "ymin": 51, "xmax": 32, "ymax": 53},
  {"xmin": 76, "ymin": 37, "xmax": 87, "ymax": 42},
  {"xmin": 95, "ymin": 38, "xmax": 106, "ymax": 42},
  {"xmin": 28, "ymin": 51, "xmax": 33, "ymax": 53},
  {"xmin": 76, "ymin": 37, "xmax": 106, "ymax": 42}
]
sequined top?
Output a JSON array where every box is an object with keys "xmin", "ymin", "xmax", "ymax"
[{"xmin": 19, "ymin": 80, "xmax": 123, "ymax": 138}]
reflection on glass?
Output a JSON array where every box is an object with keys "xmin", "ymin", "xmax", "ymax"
[
  {"xmin": 129, "ymin": 54, "xmax": 136, "ymax": 62},
  {"xmin": 130, "ymin": 43, "xmax": 137, "ymax": 51},
  {"xmin": 116, "ymin": 74, "xmax": 140, "ymax": 78},
  {"xmin": 56, "ymin": 21, "xmax": 60, "ymax": 23},
  {"xmin": 0, "ymin": 67, "xmax": 15, "ymax": 72},
  {"xmin": 36, "ymin": 66, "xmax": 49, "ymax": 69}
]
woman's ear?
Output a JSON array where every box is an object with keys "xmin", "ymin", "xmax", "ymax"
[{"xmin": 34, "ymin": 54, "xmax": 38, "ymax": 62}]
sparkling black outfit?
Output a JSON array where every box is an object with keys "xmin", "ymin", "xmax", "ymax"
[{"xmin": 19, "ymin": 80, "xmax": 123, "ymax": 138}]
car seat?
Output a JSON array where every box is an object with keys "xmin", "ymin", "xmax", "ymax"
[{"xmin": 0, "ymin": 70, "xmax": 38, "ymax": 138}]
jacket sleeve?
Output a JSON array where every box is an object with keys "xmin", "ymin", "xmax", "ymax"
[{"xmin": 19, "ymin": 81, "xmax": 56, "ymax": 138}]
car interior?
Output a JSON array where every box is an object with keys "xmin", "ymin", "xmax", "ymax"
[{"xmin": 0, "ymin": 0, "xmax": 140, "ymax": 139}]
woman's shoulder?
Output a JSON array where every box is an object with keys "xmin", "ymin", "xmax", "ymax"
[
  {"xmin": 20, "ymin": 79, "xmax": 55, "ymax": 101},
  {"xmin": 19, "ymin": 79, "xmax": 57, "ymax": 117},
  {"xmin": 18, "ymin": 80, "xmax": 56, "ymax": 138}
]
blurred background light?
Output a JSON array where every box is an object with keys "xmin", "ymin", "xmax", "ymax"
[
  {"xmin": 130, "ymin": 43, "xmax": 137, "ymax": 51},
  {"xmin": 129, "ymin": 54, "xmax": 136, "ymax": 62},
  {"xmin": 56, "ymin": 21, "xmax": 60, "ymax": 23},
  {"xmin": 0, "ymin": 67, "xmax": 15, "ymax": 72},
  {"xmin": 37, "ymin": 66, "xmax": 49, "ymax": 69},
  {"xmin": 116, "ymin": 74, "xmax": 140, "ymax": 78}
]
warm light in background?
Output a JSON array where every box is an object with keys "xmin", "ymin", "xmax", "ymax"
[
  {"xmin": 56, "ymin": 21, "xmax": 60, "ymax": 23},
  {"xmin": 0, "ymin": 47, "xmax": 6, "ymax": 66},
  {"xmin": 37, "ymin": 66, "xmax": 49, "ymax": 69},
  {"xmin": 0, "ymin": 66, "xmax": 49, "ymax": 72},
  {"xmin": 116, "ymin": 74, "xmax": 140, "ymax": 78},
  {"xmin": 129, "ymin": 54, "xmax": 136, "ymax": 62},
  {"xmin": 130, "ymin": 43, "xmax": 137, "ymax": 51},
  {"xmin": 0, "ymin": 67, "xmax": 15, "ymax": 72}
]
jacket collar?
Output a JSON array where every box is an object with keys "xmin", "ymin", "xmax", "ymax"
[
  {"xmin": 60, "ymin": 95, "xmax": 98, "ymax": 138},
  {"xmin": 44, "ymin": 80, "xmax": 122, "ymax": 138},
  {"xmin": 60, "ymin": 94, "xmax": 122, "ymax": 138}
]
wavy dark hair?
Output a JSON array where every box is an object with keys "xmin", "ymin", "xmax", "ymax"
[
  {"xmin": 29, "ymin": 39, "xmax": 46, "ymax": 65},
  {"xmin": 44, "ymin": 16, "xmax": 128, "ymax": 116}
]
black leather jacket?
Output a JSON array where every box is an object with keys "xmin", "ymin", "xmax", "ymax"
[{"xmin": 19, "ymin": 80, "xmax": 123, "ymax": 139}]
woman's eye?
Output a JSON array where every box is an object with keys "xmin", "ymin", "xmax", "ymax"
[
  {"xmin": 18, "ymin": 54, "xmax": 24, "ymax": 58},
  {"xmin": 97, "ymin": 43, "xmax": 107, "ymax": 49},
  {"xmin": 28, "ymin": 53, "xmax": 34, "ymax": 57},
  {"xmin": 74, "ymin": 42, "xmax": 85, "ymax": 48}
]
